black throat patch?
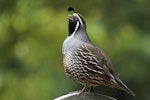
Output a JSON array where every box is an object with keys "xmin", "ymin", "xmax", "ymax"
[{"xmin": 68, "ymin": 18, "xmax": 78, "ymax": 36}]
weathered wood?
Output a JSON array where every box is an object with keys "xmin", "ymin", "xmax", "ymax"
[{"xmin": 54, "ymin": 91, "xmax": 117, "ymax": 100}]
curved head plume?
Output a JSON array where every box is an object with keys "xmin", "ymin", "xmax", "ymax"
[
  {"xmin": 68, "ymin": 7, "xmax": 76, "ymax": 13},
  {"xmin": 67, "ymin": 7, "xmax": 86, "ymax": 36}
]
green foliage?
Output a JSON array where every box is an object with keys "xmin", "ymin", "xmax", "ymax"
[{"xmin": 0, "ymin": 0, "xmax": 150, "ymax": 100}]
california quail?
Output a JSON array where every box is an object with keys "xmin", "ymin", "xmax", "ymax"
[{"xmin": 62, "ymin": 7, "xmax": 135, "ymax": 96}]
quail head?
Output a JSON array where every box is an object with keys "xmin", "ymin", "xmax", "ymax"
[{"xmin": 62, "ymin": 7, "xmax": 135, "ymax": 96}]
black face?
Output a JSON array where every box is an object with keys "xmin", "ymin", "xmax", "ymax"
[
  {"xmin": 68, "ymin": 16, "xmax": 78, "ymax": 36},
  {"xmin": 68, "ymin": 14, "xmax": 85, "ymax": 36}
]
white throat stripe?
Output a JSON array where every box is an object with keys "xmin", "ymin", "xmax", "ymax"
[{"xmin": 70, "ymin": 21, "xmax": 80, "ymax": 37}]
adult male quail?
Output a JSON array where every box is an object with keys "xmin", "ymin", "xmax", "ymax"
[{"xmin": 62, "ymin": 7, "xmax": 135, "ymax": 96}]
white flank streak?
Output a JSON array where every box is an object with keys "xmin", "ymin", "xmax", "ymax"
[{"xmin": 70, "ymin": 21, "xmax": 79, "ymax": 38}]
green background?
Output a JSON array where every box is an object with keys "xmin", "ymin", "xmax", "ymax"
[{"xmin": 0, "ymin": 0, "xmax": 150, "ymax": 100}]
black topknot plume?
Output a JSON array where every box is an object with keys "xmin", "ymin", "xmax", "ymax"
[{"xmin": 68, "ymin": 7, "xmax": 76, "ymax": 13}]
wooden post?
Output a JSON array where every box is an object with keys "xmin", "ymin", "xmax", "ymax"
[{"xmin": 54, "ymin": 91, "xmax": 117, "ymax": 100}]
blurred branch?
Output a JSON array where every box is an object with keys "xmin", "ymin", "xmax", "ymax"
[{"xmin": 54, "ymin": 91, "xmax": 116, "ymax": 100}]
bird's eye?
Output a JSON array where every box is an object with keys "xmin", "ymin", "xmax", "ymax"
[{"xmin": 75, "ymin": 17, "xmax": 79, "ymax": 21}]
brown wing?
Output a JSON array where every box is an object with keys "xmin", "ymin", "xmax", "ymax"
[{"xmin": 74, "ymin": 43, "xmax": 119, "ymax": 87}]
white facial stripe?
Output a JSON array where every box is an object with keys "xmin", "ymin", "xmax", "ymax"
[
  {"xmin": 73, "ymin": 13, "xmax": 83, "ymax": 25},
  {"xmin": 70, "ymin": 21, "xmax": 80, "ymax": 37}
]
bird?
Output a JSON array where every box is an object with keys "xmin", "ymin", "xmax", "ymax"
[{"xmin": 62, "ymin": 7, "xmax": 135, "ymax": 96}]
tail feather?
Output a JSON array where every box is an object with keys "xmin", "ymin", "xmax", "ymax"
[{"xmin": 115, "ymin": 77, "xmax": 136, "ymax": 96}]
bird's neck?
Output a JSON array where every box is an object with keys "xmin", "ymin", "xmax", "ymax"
[{"xmin": 74, "ymin": 28, "xmax": 91, "ymax": 43}]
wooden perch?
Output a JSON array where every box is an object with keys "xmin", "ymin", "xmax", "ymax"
[{"xmin": 54, "ymin": 91, "xmax": 117, "ymax": 100}]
